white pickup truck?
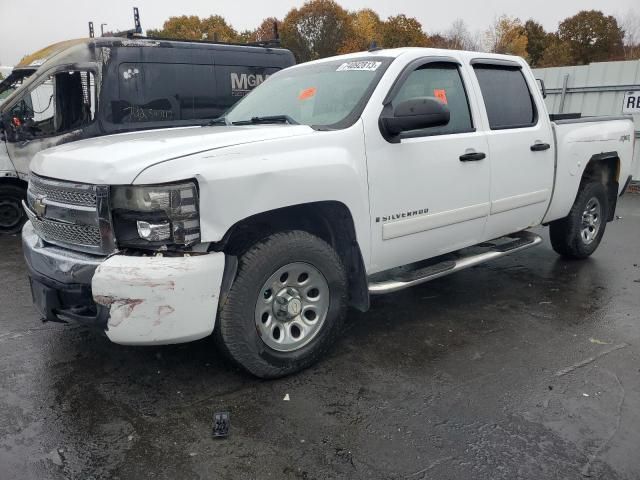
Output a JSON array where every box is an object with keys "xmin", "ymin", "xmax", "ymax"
[{"xmin": 22, "ymin": 48, "xmax": 635, "ymax": 378}]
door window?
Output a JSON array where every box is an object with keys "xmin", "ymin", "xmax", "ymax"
[
  {"xmin": 473, "ymin": 65, "xmax": 536, "ymax": 129},
  {"xmin": 391, "ymin": 63, "xmax": 473, "ymax": 137},
  {"xmin": 8, "ymin": 71, "xmax": 95, "ymax": 139}
]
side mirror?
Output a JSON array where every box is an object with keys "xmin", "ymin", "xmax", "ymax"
[
  {"xmin": 536, "ymin": 78, "xmax": 547, "ymax": 99},
  {"xmin": 381, "ymin": 97, "xmax": 450, "ymax": 137}
]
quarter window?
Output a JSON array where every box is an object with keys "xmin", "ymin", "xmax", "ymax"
[
  {"xmin": 391, "ymin": 63, "xmax": 473, "ymax": 136},
  {"xmin": 473, "ymin": 65, "xmax": 536, "ymax": 129}
]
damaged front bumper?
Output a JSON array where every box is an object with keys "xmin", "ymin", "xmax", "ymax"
[{"xmin": 22, "ymin": 221, "xmax": 226, "ymax": 345}]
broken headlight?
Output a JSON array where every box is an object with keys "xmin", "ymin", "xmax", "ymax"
[{"xmin": 111, "ymin": 181, "xmax": 200, "ymax": 249}]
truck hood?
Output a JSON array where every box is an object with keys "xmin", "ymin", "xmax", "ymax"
[{"xmin": 30, "ymin": 124, "xmax": 315, "ymax": 184}]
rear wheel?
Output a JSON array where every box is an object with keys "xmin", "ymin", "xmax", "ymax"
[
  {"xmin": 215, "ymin": 230, "xmax": 347, "ymax": 378},
  {"xmin": 550, "ymin": 181, "xmax": 608, "ymax": 259},
  {"xmin": 0, "ymin": 184, "xmax": 27, "ymax": 235}
]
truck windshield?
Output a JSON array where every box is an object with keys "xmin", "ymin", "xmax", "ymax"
[{"xmin": 224, "ymin": 57, "xmax": 393, "ymax": 129}]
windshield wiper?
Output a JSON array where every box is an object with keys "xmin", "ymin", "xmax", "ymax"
[
  {"xmin": 207, "ymin": 116, "xmax": 228, "ymax": 126},
  {"xmin": 231, "ymin": 115, "xmax": 299, "ymax": 126}
]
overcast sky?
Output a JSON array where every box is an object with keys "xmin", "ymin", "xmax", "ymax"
[{"xmin": 1, "ymin": 0, "xmax": 637, "ymax": 66}]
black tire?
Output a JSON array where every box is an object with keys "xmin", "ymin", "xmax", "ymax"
[
  {"xmin": 215, "ymin": 230, "xmax": 348, "ymax": 378},
  {"xmin": 549, "ymin": 181, "xmax": 608, "ymax": 259},
  {"xmin": 0, "ymin": 184, "xmax": 27, "ymax": 235}
]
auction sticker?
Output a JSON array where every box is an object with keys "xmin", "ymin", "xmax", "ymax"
[
  {"xmin": 433, "ymin": 89, "xmax": 448, "ymax": 104},
  {"xmin": 336, "ymin": 61, "xmax": 382, "ymax": 72},
  {"xmin": 298, "ymin": 87, "xmax": 317, "ymax": 100}
]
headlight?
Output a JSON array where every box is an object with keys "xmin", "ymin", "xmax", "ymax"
[{"xmin": 111, "ymin": 181, "xmax": 201, "ymax": 249}]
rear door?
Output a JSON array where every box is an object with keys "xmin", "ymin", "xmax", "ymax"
[
  {"xmin": 365, "ymin": 58, "xmax": 490, "ymax": 273},
  {"xmin": 471, "ymin": 60, "xmax": 554, "ymax": 239}
]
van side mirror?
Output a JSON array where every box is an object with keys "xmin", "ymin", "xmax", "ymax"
[
  {"xmin": 381, "ymin": 97, "xmax": 450, "ymax": 137},
  {"xmin": 536, "ymin": 79, "xmax": 547, "ymax": 99}
]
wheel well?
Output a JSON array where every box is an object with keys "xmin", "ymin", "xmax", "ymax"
[
  {"xmin": 0, "ymin": 177, "xmax": 28, "ymax": 191},
  {"xmin": 215, "ymin": 201, "xmax": 369, "ymax": 312},
  {"xmin": 581, "ymin": 153, "xmax": 620, "ymax": 222}
]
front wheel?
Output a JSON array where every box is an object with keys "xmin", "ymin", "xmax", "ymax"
[
  {"xmin": 0, "ymin": 184, "xmax": 27, "ymax": 235},
  {"xmin": 215, "ymin": 230, "xmax": 348, "ymax": 378},
  {"xmin": 549, "ymin": 181, "xmax": 609, "ymax": 259}
]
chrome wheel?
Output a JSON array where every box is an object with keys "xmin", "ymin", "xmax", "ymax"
[
  {"xmin": 581, "ymin": 197, "xmax": 602, "ymax": 245},
  {"xmin": 255, "ymin": 262, "xmax": 330, "ymax": 353}
]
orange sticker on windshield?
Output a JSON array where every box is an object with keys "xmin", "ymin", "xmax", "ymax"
[
  {"xmin": 298, "ymin": 87, "xmax": 317, "ymax": 100},
  {"xmin": 434, "ymin": 89, "xmax": 448, "ymax": 104}
]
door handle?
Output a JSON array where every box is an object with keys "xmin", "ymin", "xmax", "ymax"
[
  {"xmin": 530, "ymin": 142, "xmax": 550, "ymax": 152},
  {"xmin": 459, "ymin": 152, "xmax": 486, "ymax": 162}
]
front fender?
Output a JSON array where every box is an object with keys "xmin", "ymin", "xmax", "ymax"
[{"xmin": 133, "ymin": 124, "xmax": 372, "ymax": 266}]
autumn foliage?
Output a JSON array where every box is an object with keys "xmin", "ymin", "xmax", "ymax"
[{"xmin": 147, "ymin": 1, "xmax": 639, "ymax": 67}]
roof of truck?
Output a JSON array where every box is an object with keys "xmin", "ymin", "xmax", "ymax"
[{"xmin": 298, "ymin": 47, "xmax": 525, "ymax": 66}]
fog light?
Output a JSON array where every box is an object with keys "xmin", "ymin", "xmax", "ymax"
[{"xmin": 136, "ymin": 221, "xmax": 171, "ymax": 242}]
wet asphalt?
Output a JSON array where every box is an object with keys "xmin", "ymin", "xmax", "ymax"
[{"xmin": 0, "ymin": 195, "xmax": 639, "ymax": 480}]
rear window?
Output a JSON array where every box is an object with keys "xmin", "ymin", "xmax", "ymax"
[{"xmin": 473, "ymin": 65, "xmax": 536, "ymax": 129}]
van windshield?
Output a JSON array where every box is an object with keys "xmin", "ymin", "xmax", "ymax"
[
  {"xmin": 224, "ymin": 57, "xmax": 393, "ymax": 129},
  {"xmin": 0, "ymin": 70, "xmax": 35, "ymax": 106}
]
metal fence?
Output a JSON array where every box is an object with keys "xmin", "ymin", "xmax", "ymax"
[{"xmin": 533, "ymin": 60, "xmax": 640, "ymax": 181}]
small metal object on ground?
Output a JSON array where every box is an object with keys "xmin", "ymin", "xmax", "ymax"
[{"xmin": 213, "ymin": 412, "xmax": 230, "ymax": 438}]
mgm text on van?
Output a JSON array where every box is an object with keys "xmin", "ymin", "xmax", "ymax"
[{"xmin": 231, "ymin": 73, "xmax": 270, "ymax": 96}]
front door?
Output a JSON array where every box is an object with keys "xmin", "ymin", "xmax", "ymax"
[
  {"xmin": 4, "ymin": 70, "xmax": 96, "ymax": 177},
  {"xmin": 365, "ymin": 60, "xmax": 491, "ymax": 273}
]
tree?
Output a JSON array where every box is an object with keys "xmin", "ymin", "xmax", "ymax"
[
  {"xmin": 201, "ymin": 15, "xmax": 239, "ymax": 42},
  {"xmin": 147, "ymin": 15, "xmax": 205, "ymax": 40},
  {"xmin": 425, "ymin": 33, "xmax": 453, "ymax": 49},
  {"xmin": 485, "ymin": 16, "xmax": 528, "ymax": 58},
  {"xmin": 146, "ymin": 14, "xmax": 239, "ymax": 42},
  {"xmin": 339, "ymin": 9, "xmax": 382, "ymax": 53},
  {"xmin": 380, "ymin": 14, "xmax": 428, "ymax": 48},
  {"xmin": 538, "ymin": 34, "xmax": 574, "ymax": 67},
  {"xmin": 445, "ymin": 19, "xmax": 481, "ymax": 51},
  {"xmin": 254, "ymin": 17, "xmax": 281, "ymax": 43},
  {"xmin": 280, "ymin": 0, "xmax": 352, "ymax": 62},
  {"xmin": 617, "ymin": 10, "xmax": 640, "ymax": 60},
  {"xmin": 524, "ymin": 20, "xmax": 549, "ymax": 67},
  {"xmin": 558, "ymin": 10, "xmax": 624, "ymax": 64}
]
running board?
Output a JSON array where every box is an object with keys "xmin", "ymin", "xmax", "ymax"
[{"xmin": 368, "ymin": 231, "xmax": 542, "ymax": 295}]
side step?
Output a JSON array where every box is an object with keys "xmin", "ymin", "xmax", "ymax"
[{"xmin": 368, "ymin": 231, "xmax": 542, "ymax": 295}]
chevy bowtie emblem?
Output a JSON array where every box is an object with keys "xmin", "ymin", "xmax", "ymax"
[{"xmin": 33, "ymin": 196, "xmax": 47, "ymax": 217}]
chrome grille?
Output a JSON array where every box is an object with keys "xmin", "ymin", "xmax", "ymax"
[
  {"xmin": 29, "ymin": 175, "xmax": 97, "ymax": 207},
  {"xmin": 26, "ymin": 175, "xmax": 114, "ymax": 255},
  {"xmin": 28, "ymin": 214, "xmax": 102, "ymax": 247}
]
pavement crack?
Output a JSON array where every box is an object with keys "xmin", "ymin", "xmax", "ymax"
[
  {"xmin": 405, "ymin": 456, "xmax": 455, "ymax": 479},
  {"xmin": 581, "ymin": 369, "xmax": 625, "ymax": 477},
  {"xmin": 554, "ymin": 343, "xmax": 628, "ymax": 377}
]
